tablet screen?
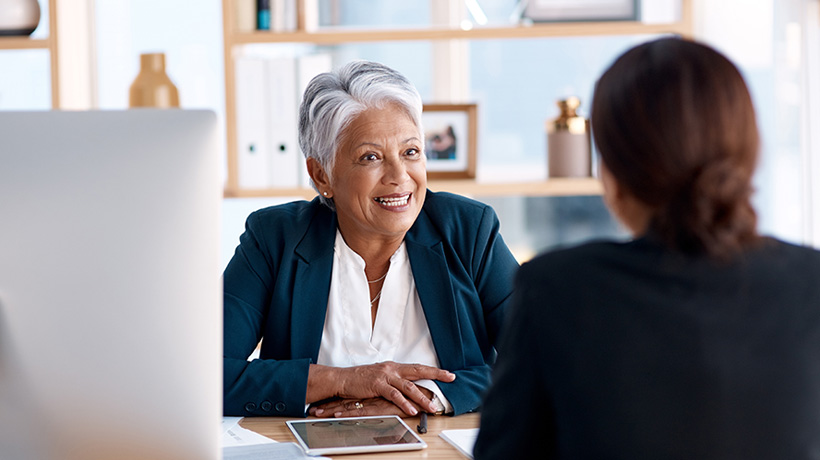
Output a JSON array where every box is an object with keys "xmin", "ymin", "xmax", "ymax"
[{"xmin": 286, "ymin": 416, "xmax": 427, "ymax": 455}]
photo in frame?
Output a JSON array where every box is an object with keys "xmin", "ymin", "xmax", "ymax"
[
  {"xmin": 422, "ymin": 104, "xmax": 477, "ymax": 180},
  {"xmin": 523, "ymin": 0, "xmax": 638, "ymax": 22}
]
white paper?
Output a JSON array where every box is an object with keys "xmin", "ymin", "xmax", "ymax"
[
  {"xmin": 223, "ymin": 442, "xmax": 329, "ymax": 460},
  {"xmin": 221, "ymin": 417, "xmax": 277, "ymax": 447},
  {"xmin": 222, "ymin": 417, "xmax": 243, "ymax": 434},
  {"xmin": 440, "ymin": 428, "xmax": 479, "ymax": 459}
]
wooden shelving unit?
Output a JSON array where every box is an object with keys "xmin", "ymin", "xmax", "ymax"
[
  {"xmin": 229, "ymin": 20, "xmax": 692, "ymax": 46},
  {"xmin": 0, "ymin": 0, "xmax": 60, "ymax": 108},
  {"xmin": 0, "ymin": 36, "xmax": 50, "ymax": 49},
  {"xmin": 221, "ymin": 0, "xmax": 692, "ymax": 199},
  {"xmin": 225, "ymin": 177, "xmax": 603, "ymax": 200}
]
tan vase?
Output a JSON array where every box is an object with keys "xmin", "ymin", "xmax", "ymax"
[{"xmin": 129, "ymin": 53, "xmax": 180, "ymax": 108}]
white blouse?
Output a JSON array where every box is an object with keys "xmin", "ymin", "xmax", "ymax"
[{"xmin": 316, "ymin": 230, "xmax": 452, "ymax": 413}]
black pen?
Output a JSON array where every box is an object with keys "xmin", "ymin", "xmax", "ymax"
[{"xmin": 417, "ymin": 412, "xmax": 428, "ymax": 434}]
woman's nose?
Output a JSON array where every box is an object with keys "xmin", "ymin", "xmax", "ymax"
[{"xmin": 382, "ymin": 155, "xmax": 408, "ymax": 184}]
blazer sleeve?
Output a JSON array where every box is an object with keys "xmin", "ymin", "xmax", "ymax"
[
  {"xmin": 222, "ymin": 212, "xmax": 310, "ymax": 417},
  {"xmin": 473, "ymin": 261, "xmax": 556, "ymax": 458},
  {"xmin": 437, "ymin": 204, "xmax": 519, "ymax": 415}
]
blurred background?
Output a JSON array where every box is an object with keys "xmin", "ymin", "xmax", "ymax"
[{"xmin": 2, "ymin": 0, "xmax": 817, "ymax": 268}]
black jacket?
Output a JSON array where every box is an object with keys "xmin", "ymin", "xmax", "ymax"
[{"xmin": 475, "ymin": 236, "xmax": 820, "ymax": 459}]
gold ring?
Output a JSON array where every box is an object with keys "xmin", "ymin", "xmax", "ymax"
[{"xmin": 354, "ymin": 401, "xmax": 364, "ymax": 410}]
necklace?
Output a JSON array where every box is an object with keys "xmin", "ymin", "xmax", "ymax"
[
  {"xmin": 367, "ymin": 272, "xmax": 387, "ymax": 284},
  {"xmin": 367, "ymin": 268, "xmax": 387, "ymax": 306}
]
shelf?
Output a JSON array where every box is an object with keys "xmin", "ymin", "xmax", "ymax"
[
  {"xmin": 0, "ymin": 36, "xmax": 51, "ymax": 50},
  {"xmin": 221, "ymin": 0, "xmax": 691, "ymax": 199},
  {"xmin": 227, "ymin": 21, "xmax": 690, "ymax": 46},
  {"xmin": 0, "ymin": 0, "xmax": 59, "ymax": 108},
  {"xmin": 428, "ymin": 177, "xmax": 602, "ymax": 197},
  {"xmin": 223, "ymin": 178, "xmax": 602, "ymax": 200}
]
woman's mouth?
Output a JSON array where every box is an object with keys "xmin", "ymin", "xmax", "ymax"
[{"xmin": 373, "ymin": 193, "xmax": 411, "ymax": 208}]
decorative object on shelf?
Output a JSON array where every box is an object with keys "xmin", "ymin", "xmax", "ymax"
[
  {"xmin": 422, "ymin": 104, "xmax": 478, "ymax": 180},
  {"xmin": 547, "ymin": 97, "xmax": 591, "ymax": 178},
  {"xmin": 257, "ymin": 0, "xmax": 270, "ymax": 30},
  {"xmin": 0, "ymin": 0, "xmax": 41, "ymax": 36},
  {"xmin": 129, "ymin": 53, "xmax": 180, "ymax": 109},
  {"xmin": 523, "ymin": 0, "xmax": 637, "ymax": 22}
]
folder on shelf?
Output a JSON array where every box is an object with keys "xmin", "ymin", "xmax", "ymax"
[
  {"xmin": 235, "ymin": 56, "xmax": 272, "ymax": 189},
  {"xmin": 295, "ymin": 53, "xmax": 333, "ymax": 188},
  {"xmin": 267, "ymin": 57, "xmax": 300, "ymax": 188},
  {"xmin": 235, "ymin": 53, "xmax": 332, "ymax": 191}
]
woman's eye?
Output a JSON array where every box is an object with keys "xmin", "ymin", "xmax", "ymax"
[
  {"xmin": 360, "ymin": 153, "xmax": 379, "ymax": 162},
  {"xmin": 405, "ymin": 148, "xmax": 420, "ymax": 157}
]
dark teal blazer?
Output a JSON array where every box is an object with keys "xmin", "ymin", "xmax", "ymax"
[{"xmin": 223, "ymin": 191, "xmax": 519, "ymax": 417}]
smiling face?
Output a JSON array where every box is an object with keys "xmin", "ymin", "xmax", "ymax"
[{"xmin": 324, "ymin": 103, "xmax": 427, "ymax": 246}]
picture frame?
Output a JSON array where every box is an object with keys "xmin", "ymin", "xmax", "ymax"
[
  {"xmin": 523, "ymin": 0, "xmax": 638, "ymax": 23},
  {"xmin": 422, "ymin": 103, "xmax": 477, "ymax": 180}
]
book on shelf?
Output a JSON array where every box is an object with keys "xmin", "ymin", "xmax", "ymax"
[
  {"xmin": 235, "ymin": 0, "xmax": 298, "ymax": 32},
  {"xmin": 271, "ymin": 0, "xmax": 297, "ymax": 32}
]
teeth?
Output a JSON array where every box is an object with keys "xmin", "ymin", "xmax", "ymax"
[{"xmin": 375, "ymin": 195, "xmax": 410, "ymax": 207}]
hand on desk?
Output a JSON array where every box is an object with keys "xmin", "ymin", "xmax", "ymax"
[
  {"xmin": 309, "ymin": 396, "xmax": 421, "ymax": 418},
  {"xmin": 307, "ymin": 363, "xmax": 454, "ymax": 417}
]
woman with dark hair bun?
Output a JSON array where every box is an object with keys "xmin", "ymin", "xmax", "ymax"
[
  {"xmin": 475, "ymin": 37, "xmax": 820, "ymax": 459},
  {"xmin": 592, "ymin": 36, "xmax": 760, "ymax": 259}
]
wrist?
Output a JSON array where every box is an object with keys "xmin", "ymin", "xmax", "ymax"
[{"xmin": 307, "ymin": 364, "xmax": 342, "ymax": 403}]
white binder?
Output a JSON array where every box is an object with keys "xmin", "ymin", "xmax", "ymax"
[
  {"xmin": 295, "ymin": 53, "xmax": 333, "ymax": 188},
  {"xmin": 235, "ymin": 57, "xmax": 272, "ymax": 189},
  {"xmin": 267, "ymin": 57, "xmax": 300, "ymax": 187}
]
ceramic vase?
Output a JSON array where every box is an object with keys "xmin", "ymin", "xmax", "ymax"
[
  {"xmin": 129, "ymin": 53, "xmax": 180, "ymax": 108},
  {"xmin": 0, "ymin": 0, "xmax": 41, "ymax": 36}
]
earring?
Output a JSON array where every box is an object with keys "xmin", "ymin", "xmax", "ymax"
[{"xmin": 323, "ymin": 191, "xmax": 328, "ymax": 197}]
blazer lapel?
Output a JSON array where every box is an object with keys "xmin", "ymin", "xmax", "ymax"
[
  {"xmin": 291, "ymin": 204, "xmax": 336, "ymax": 361},
  {"xmin": 405, "ymin": 209, "xmax": 465, "ymax": 370}
]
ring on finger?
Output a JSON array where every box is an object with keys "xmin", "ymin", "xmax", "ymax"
[{"xmin": 354, "ymin": 401, "xmax": 364, "ymax": 410}]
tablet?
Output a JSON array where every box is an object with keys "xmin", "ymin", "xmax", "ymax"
[{"xmin": 286, "ymin": 415, "xmax": 427, "ymax": 456}]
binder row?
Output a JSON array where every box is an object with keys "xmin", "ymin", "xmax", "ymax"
[{"xmin": 235, "ymin": 53, "xmax": 332, "ymax": 189}]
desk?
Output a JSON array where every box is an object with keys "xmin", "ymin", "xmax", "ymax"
[{"xmin": 239, "ymin": 413, "xmax": 479, "ymax": 459}]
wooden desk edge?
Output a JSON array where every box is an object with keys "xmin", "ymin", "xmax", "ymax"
[{"xmin": 239, "ymin": 412, "xmax": 480, "ymax": 459}]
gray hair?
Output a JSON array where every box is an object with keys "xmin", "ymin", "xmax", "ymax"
[{"xmin": 298, "ymin": 60, "xmax": 424, "ymax": 208}]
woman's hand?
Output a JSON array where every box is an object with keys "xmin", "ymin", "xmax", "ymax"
[
  {"xmin": 309, "ymin": 397, "xmax": 417, "ymax": 418},
  {"xmin": 307, "ymin": 361, "xmax": 455, "ymax": 417},
  {"xmin": 309, "ymin": 387, "xmax": 436, "ymax": 418}
]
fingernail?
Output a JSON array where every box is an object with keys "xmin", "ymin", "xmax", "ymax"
[
  {"xmin": 315, "ymin": 409, "xmax": 324, "ymax": 415},
  {"xmin": 428, "ymin": 403, "xmax": 437, "ymax": 412},
  {"xmin": 409, "ymin": 407, "xmax": 418, "ymax": 416},
  {"xmin": 334, "ymin": 412, "xmax": 342, "ymax": 417}
]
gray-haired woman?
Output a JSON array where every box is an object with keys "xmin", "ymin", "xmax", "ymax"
[{"xmin": 223, "ymin": 60, "xmax": 519, "ymax": 419}]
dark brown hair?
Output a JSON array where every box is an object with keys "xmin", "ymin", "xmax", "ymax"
[{"xmin": 591, "ymin": 37, "xmax": 760, "ymax": 258}]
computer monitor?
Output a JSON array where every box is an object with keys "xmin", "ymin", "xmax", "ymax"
[{"xmin": 0, "ymin": 110, "xmax": 222, "ymax": 460}]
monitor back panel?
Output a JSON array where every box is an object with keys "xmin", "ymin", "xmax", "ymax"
[{"xmin": 0, "ymin": 110, "xmax": 222, "ymax": 460}]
